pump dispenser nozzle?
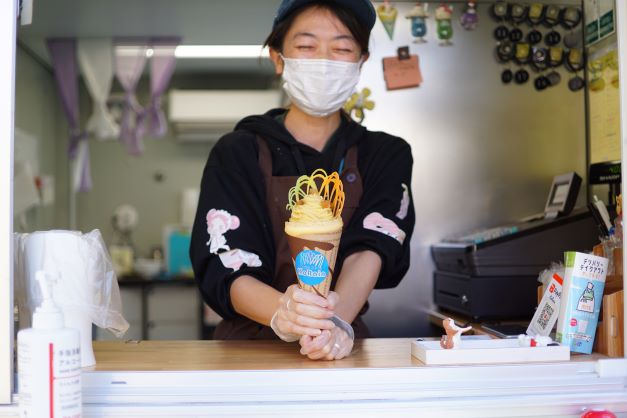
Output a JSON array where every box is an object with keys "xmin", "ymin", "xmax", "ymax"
[{"xmin": 32, "ymin": 271, "xmax": 65, "ymax": 329}]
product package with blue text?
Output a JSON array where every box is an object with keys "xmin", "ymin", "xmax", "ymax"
[{"xmin": 556, "ymin": 251, "xmax": 608, "ymax": 354}]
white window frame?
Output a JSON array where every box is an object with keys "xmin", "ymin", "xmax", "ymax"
[
  {"xmin": 0, "ymin": 0, "xmax": 17, "ymax": 405},
  {"xmin": 618, "ymin": 0, "xmax": 627, "ymax": 358},
  {"xmin": 0, "ymin": 1, "xmax": 624, "ymax": 409}
]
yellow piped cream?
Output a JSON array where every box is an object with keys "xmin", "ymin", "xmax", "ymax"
[{"xmin": 285, "ymin": 169, "xmax": 345, "ymax": 236}]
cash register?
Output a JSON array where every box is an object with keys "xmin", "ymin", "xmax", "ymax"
[{"xmin": 431, "ymin": 173, "xmax": 599, "ymax": 320}]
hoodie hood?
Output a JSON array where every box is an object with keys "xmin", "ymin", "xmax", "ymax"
[{"xmin": 234, "ymin": 108, "xmax": 367, "ymax": 153}]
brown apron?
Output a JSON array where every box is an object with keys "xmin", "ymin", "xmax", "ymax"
[{"xmin": 213, "ymin": 136, "xmax": 370, "ymax": 339}]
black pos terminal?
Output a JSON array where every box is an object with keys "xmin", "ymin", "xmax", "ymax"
[{"xmin": 431, "ymin": 173, "xmax": 599, "ymax": 320}]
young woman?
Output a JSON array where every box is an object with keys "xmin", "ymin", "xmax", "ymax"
[{"xmin": 190, "ymin": 0, "xmax": 415, "ymax": 360}]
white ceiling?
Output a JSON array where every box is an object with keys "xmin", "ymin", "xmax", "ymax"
[
  {"xmin": 17, "ymin": 0, "xmax": 583, "ymax": 74},
  {"xmin": 18, "ymin": 0, "xmax": 283, "ymax": 74}
]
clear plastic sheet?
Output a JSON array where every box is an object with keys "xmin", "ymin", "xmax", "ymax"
[
  {"xmin": 14, "ymin": 229, "xmax": 129, "ymax": 337},
  {"xmin": 537, "ymin": 262, "xmax": 565, "ymax": 288}
]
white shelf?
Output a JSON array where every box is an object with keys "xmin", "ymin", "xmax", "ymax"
[{"xmin": 412, "ymin": 339, "xmax": 570, "ymax": 365}]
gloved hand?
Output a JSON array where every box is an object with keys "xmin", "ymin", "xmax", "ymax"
[
  {"xmin": 299, "ymin": 311, "xmax": 354, "ymax": 360},
  {"xmin": 270, "ymin": 284, "xmax": 335, "ymax": 342},
  {"xmin": 296, "ymin": 291, "xmax": 352, "ymax": 358}
]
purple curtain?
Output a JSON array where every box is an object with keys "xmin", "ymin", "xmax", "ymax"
[
  {"xmin": 114, "ymin": 40, "xmax": 148, "ymax": 155},
  {"xmin": 136, "ymin": 37, "xmax": 181, "ymax": 141},
  {"xmin": 46, "ymin": 38, "xmax": 92, "ymax": 192}
]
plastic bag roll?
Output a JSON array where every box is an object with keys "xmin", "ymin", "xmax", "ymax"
[{"xmin": 14, "ymin": 230, "xmax": 129, "ymax": 367}]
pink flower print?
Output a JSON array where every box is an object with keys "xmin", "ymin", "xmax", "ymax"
[
  {"xmin": 396, "ymin": 183, "xmax": 410, "ymax": 220},
  {"xmin": 218, "ymin": 249, "xmax": 262, "ymax": 272},
  {"xmin": 363, "ymin": 212, "xmax": 406, "ymax": 244},
  {"xmin": 206, "ymin": 209, "xmax": 240, "ymax": 254}
]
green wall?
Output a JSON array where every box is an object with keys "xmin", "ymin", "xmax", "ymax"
[{"xmin": 14, "ymin": 46, "xmax": 68, "ymax": 232}]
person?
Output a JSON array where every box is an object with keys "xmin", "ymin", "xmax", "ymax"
[{"xmin": 190, "ymin": 0, "xmax": 415, "ymax": 360}]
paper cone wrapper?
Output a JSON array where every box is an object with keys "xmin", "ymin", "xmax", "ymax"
[{"xmin": 285, "ymin": 228, "xmax": 342, "ymax": 298}]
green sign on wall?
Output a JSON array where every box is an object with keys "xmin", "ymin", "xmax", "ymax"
[
  {"xmin": 586, "ymin": 20, "xmax": 600, "ymax": 45},
  {"xmin": 599, "ymin": 9, "xmax": 615, "ymax": 38}
]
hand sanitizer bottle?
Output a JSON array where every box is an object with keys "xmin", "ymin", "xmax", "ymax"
[{"xmin": 17, "ymin": 271, "xmax": 82, "ymax": 418}]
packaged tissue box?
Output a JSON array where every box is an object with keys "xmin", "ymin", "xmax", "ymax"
[{"xmin": 556, "ymin": 251, "xmax": 608, "ymax": 354}]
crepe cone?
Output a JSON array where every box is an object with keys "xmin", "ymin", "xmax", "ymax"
[{"xmin": 286, "ymin": 228, "xmax": 342, "ymax": 298}]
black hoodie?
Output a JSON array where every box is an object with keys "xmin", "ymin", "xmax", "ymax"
[{"xmin": 190, "ymin": 109, "xmax": 415, "ymax": 320}]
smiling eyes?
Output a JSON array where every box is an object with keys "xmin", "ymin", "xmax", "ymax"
[{"xmin": 294, "ymin": 44, "xmax": 356, "ymax": 55}]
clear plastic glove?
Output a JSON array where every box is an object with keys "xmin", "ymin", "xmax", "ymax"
[
  {"xmin": 270, "ymin": 284, "xmax": 336, "ymax": 342},
  {"xmin": 299, "ymin": 320, "xmax": 354, "ymax": 360}
]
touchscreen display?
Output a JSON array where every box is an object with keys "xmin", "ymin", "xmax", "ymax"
[{"xmin": 551, "ymin": 183, "xmax": 569, "ymax": 205}]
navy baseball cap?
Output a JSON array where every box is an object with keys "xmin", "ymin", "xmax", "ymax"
[{"xmin": 272, "ymin": 0, "xmax": 376, "ymax": 31}]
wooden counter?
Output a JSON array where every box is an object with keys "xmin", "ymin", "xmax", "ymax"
[
  {"xmin": 91, "ymin": 338, "xmax": 423, "ymax": 371},
  {"xmin": 91, "ymin": 338, "xmax": 602, "ymax": 371}
]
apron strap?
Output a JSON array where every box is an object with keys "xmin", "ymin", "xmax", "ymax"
[
  {"xmin": 344, "ymin": 145, "xmax": 359, "ymax": 171},
  {"xmin": 256, "ymin": 136, "xmax": 273, "ymax": 199}
]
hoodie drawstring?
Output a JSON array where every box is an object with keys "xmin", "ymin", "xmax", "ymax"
[
  {"xmin": 290, "ymin": 139, "xmax": 348, "ymax": 177},
  {"xmin": 290, "ymin": 144, "xmax": 308, "ymax": 175}
]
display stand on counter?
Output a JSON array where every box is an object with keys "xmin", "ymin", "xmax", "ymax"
[{"xmin": 591, "ymin": 246, "xmax": 624, "ymax": 357}]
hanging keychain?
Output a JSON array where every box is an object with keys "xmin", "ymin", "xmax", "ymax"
[
  {"xmin": 546, "ymin": 69, "xmax": 561, "ymax": 87},
  {"xmin": 588, "ymin": 57, "xmax": 605, "ymax": 92},
  {"xmin": 510, "ymin": 3, "xmax": 529, "ymax": 24},
  {"xmin": 509, "ymin": 3, "xmax": 527, "ymax": 43},
  {"xmin": 492, "ymin": 2, "xmax": 509, "ymax": 48},
  {"xmin": 496, "ymin": 40, "xmax": 515, "ymax": 64},
  {"xmin": 548, "ymin": 46, "xmax": 564, "ymax": 67},
  {"xmin": 406, "ymin": 2, "xmax": 429, "ymax": 43},
  {"xmin": 543, "ymin": 4, "xmax": 561, "ymax": 28},
  {"xmin": 515, "ymin": 67, "xmax": 530, "ymax": 85},
  {"xmin": 565, "ymin": 47, "xmax": 585, "ymax": 91},
  {"xmin": 502, "ymin": 68, "xmax": 513, "ymax": 84},
  {"xmin": 514, "ymin": 43, "xmax": 531, "ymax": 84},
  {"xmin": 490, "ymin": 1, "xmax": 508, "ymax": 21},
  {"xmin": 561, "ymin": 6, "xmax": 583, "ymax": 49},
  {"xmin": 460, "ymin": 1, "xmax": 478, "ymax": 31},
  {"xmin": 538, "ymin": 3, "xmax": 560, "ymax": 90},
  {"xmin": 493, "ymin": 2, "xmax": 513, "ymax": 84},
  {"xmin": 527, "ymin": 3, "xmax": 545, "ymax": 26},
  {"xmin": 435, "ymin": 3, "xmax": 454, "ymax": 46},
  {"xmin": 607, "ymin": 50, "xmax": 619, "ymax": 89},
  {"xmin": 377, "ymin": 0, "xmax": 398, "ymax": 41},
  {"xmin": 547, "ymin": 46, "xmax": 564, "ymax": 89},
  {"xmin": 532, "ymin": 46, "xmax": 550, "ymax": 91},
  {"xmin": 501, "ymin": 55, "xmax": 514, "ymax": 85},
  {"xmin": 524, "ymin": 3, "xmax": 542, "ymax": 48},
  {"xmin": 545, "ymin": 29, "xmax": 562, "ymax": 47},
  {"xmin": 496, "ymin": 38, "xmax": 514, "ymax": 84},
  {"xmin": 514, "ymin": 42, "xmax": 531, "ymax": 65}
]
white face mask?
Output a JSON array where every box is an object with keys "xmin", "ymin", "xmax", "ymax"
[{"xmin": 280, "ymin": 55, "xmax": 362, "ymax": 117}]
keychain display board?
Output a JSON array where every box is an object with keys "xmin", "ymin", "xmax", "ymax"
[{"xmin": 412, "ymin": 339, "xmax": 570, "ymax": 365}]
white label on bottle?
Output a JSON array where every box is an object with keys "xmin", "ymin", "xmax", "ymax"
[
  {"xmin": 18, "ymin": 338, "xmax": 81, "ymax": 418},
  {"xmin": 52, "ymin": 342, "xmax": 81, "ymax": 418}
]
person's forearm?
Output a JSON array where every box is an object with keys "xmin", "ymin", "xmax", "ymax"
[
  {"xmin": 333, "ymin": 250, "xmax": 381, "ymax": 324},
  {"xmin": 230, "ymin": 275, "xmax": 282, "ymax": 326}
]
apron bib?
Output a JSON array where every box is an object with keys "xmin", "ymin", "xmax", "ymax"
[{"xmin": 213, "ymin": 136, "xmax": 369, "ymax": 339}]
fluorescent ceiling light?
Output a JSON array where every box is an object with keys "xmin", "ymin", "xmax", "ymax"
[
  {"xmin": 175, "ymin": 45, "xmax": 269, "ymax": 59},
  {"xmin": 115, "ymin": 45, "xmax": 269, "ymax": 59}
]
